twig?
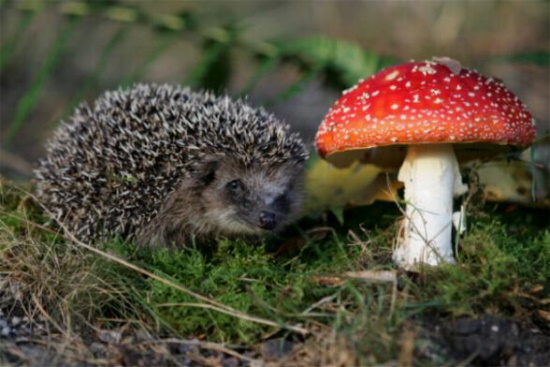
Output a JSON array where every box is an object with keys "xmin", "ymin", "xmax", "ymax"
[
  {"xmin": 144, "ymin": 338, "xmax": 258, "ymax": 363},
  {"xmin": 301, "ymin": 294, "xmax": 337, "ymax": 315},
  {"xmin": 14, "ymin": 187, "xmax": 310, "ymax": 336},
  {"xmin": 29, "ymin": 293, "xmax": 66, "ymax": 338}
]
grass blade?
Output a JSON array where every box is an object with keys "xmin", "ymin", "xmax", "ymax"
[
  {"xmin": 3, "ymin": 17, "xmax": 79, "ymax": 146},
  {"xmin": 0, "ymin": 10, "xmax": 37, "ymax": 71},
  {"xmin": 491, "ymin": 51, "xmax": 550, "ymax": 67}
]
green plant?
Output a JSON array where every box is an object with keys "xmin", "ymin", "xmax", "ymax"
[
  {"xmin": 1, "ymin": 1, "xmax": 548, "ymax": 364},
  {"xmin": 1, "ymin": 1, "xmax": 394, "ymax": 146}
]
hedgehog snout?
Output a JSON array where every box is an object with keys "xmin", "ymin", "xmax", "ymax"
[
  {"xmin": 252, "ymin": 190, "xmax": 295, "ymax": 231},
  {"xmin": 258, "ymin": 211, "xmax": 278, "ymax": 230}
]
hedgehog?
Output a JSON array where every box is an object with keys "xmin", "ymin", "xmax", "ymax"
[{"xmin": 35, "ymin": 83, "xmax": 309, "ymax": 247}]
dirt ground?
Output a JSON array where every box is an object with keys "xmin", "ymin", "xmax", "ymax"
[
  {"xmin": 420, "ymin": 315, "xmax": 550, "ymax": 366},
  {"xmin": 2, "ymin": 306, "xmax": 549, "ymax": 366}
]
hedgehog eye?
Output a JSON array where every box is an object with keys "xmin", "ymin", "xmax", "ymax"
[{"xmin": 226, "ymin": 179, "xmax": 244, "ymax": 192}]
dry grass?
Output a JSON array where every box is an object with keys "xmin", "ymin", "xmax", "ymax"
[
  {"xmin": 0, "ymin": 180, "xmax": 306, "ymax": 365},
  {"xmin": 0, "ymin": 182, "xmax": 153, "ymax": 365},
  {"xmin": 1, "ymin": 178, "xmax": 549, "ymax": 366}
]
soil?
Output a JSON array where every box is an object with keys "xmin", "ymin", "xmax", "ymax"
[
  {"xmin": 0, "ymin": 306, "xmax": 248, "ymax": 366},
  {"xmin": 420, "ymin": 315, "xmax": 550, "ymax": 366},
  {"xmin": 2, "ymin": 310, "xmax": 550, "ymax": 366}
]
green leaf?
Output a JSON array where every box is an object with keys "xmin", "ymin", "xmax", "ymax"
[
  {"xmin": 151, "ymin": 11, "xmax": 195, "ymax": 33},
  {"xmin": 182, "ymin": 26, "xmax": 238, "ymax": 91},
  {"xmin": 275, "ymin": 36, "xmax": 395, "ymax": 88},
  {"xmin": 330, "ymin": 207, "xmax": 345, "ymax": 225},
  {"xmin": 492, "ymin": 51, "xmax": 549, "ymax": 66}
]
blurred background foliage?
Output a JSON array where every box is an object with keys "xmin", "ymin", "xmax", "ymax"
[{"xmin": 0, "ymin": 0, "xmax": 549, "ymax": 183}]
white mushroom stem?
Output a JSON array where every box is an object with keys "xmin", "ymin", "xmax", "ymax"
[{"xmin": 393, "ymin": 144, "xmax": 467, "ymax": 270}]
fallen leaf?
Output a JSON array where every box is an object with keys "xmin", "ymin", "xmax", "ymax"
[{"xmin": 305, "ymin": 153, "xmax": 401, "ymax": 215}]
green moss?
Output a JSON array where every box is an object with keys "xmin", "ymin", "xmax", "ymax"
[
  {"xmin": 2, "ymin": 181, "xmax": 548, "ymax": 361},
  {"xmin": 114, "ymin": 239, "xmax": 340, "ymax": 342},
  {"xmin": 405, "ymin": 210, "xmax": 550, "ymax": 317}
]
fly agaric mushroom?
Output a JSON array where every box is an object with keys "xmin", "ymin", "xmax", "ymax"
[{"xmin": 315, "ymin": 58, "xmax": 536, "ymax": 270}]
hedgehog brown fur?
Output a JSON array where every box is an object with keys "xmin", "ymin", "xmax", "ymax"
[{"xmin": 35, "ymin": 84, "xmax": 308, "ymax": 246}]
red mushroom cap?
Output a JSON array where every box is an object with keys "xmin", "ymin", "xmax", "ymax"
[{"xmin": 316, "ymin": 59, "xmax": 536, "ymax": 165}]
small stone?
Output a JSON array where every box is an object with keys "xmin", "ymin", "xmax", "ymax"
[
  {"xmin": 89, "ymin": 342, "xmax": 107, "ymax": 355},
  {"xmin": 453, "ymin": 319, "xmax": 480, "ymax": 335},
  {"xmin": 11, "ymin": 316, "xmax": 22, "ymax": 326},
  {"xmin": 97, "ymin": 329, "xmax": 122, "ymax": 344},
  {"xmin": 1, "ymin": 326, "xmax": 11, "ymax": 336},
  {"xmin": 260, "ymin": 338, "xmax": 294, "ymax": 361}
]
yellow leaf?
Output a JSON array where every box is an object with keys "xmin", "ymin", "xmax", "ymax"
[{"xmin": 304, "ymin": 153, "xmax": 401, "ymax": 215}]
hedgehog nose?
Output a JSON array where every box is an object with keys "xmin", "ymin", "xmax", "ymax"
[{"xmin": 258, "ymin": 211, "xmax": 277, "ymax": 230}]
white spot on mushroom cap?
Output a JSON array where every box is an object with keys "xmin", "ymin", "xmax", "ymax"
[
  {"xmin": 316, "ymin": 59, "xmax": 536, "ymax": 155},
  {"xmin": 417, "ymin": 63, "xmax": 437, "ymax": 75},
  {"xmin": 385, "ymin": 70, "xmax": 400, "ymax": 81}
]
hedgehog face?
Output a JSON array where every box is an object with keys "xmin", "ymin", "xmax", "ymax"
[
  {"xmin": 36, "ymin": 83, "xmax": 309, "ymax": 248},
  {"xmin": 194, "ymin": 156, "xmax": 306, "ymax": 237}
]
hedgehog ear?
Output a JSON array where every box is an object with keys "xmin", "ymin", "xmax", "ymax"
[{"xmin": 191, "ymin": 160, "xmax": 220, "ymax": 186}]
